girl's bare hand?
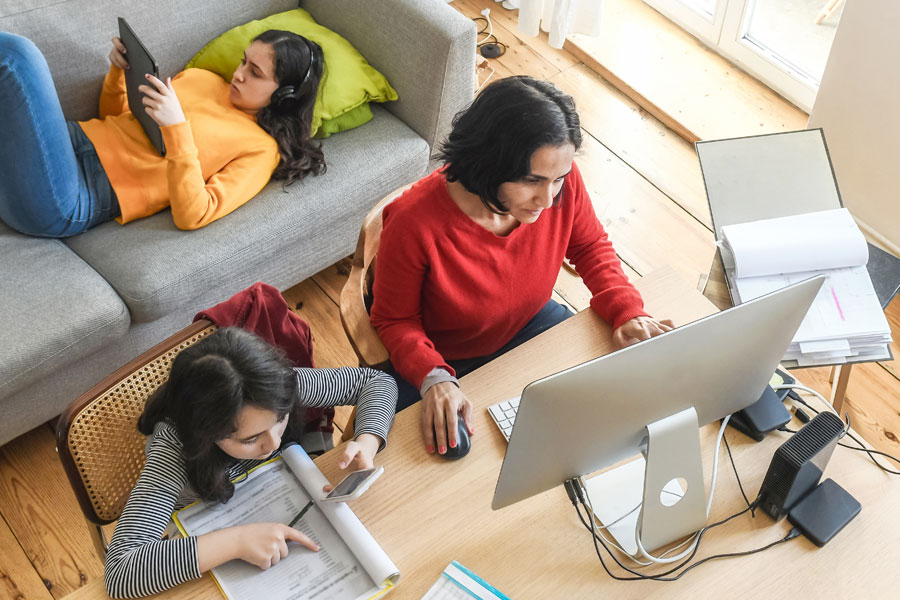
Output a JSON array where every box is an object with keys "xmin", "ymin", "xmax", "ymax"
[
  {"xmin": 139, "ymin": 74, "xmax": 186, "ymax": 127},
  {"xmin": 109, "ymin": 37, "xmax": 129, "ymax": 70}
]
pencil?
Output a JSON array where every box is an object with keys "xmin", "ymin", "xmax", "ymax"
[{"xmin": 288, "ymin": 500, "xmax": 315, "ymax": 528}]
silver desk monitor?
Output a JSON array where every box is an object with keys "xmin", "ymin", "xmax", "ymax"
[{"xmin": 492, "ymin": 276, "xmax": 825, "ymax": 551}]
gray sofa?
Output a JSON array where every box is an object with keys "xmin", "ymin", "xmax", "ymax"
[{"xmin": 0, "ymin": 0, "xmax": 475, "ymax": 445}]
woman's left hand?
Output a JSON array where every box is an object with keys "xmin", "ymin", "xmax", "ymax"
[
  {"xmin": 139, "ymin": 74, "xmax": 186, "ymax": 127},
  {"xmin": 612, "ymin": 316, "xmax": 675, "ymax": 349}
]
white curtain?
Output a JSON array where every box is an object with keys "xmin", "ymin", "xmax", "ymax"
[{"xmin": 499, "ymin": 0, "xmax": 603, "ymax": 49}]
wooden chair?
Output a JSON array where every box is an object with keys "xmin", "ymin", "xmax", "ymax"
[
  {"xmin": 338, "ymin": 185, "xmax": 411, "ymax": 440},
  {"xmin": 56, "ymin": 320, "xmax": 217, "ymax": 559}
]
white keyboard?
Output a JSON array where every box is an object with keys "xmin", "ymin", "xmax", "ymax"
[{"xmin": 487, "ymin": 396, "xmax": 521, "ymax": 441}]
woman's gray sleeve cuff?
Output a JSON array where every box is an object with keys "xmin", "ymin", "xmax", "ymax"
[{"xmin": 419, "ymin": 367, "xmax": 459, "ymax": 397}]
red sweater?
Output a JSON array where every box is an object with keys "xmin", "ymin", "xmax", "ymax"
[{"xmin": 370, "ymin": 164, "xmax": 648, "ymax": 388}]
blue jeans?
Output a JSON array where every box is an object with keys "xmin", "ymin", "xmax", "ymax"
[
  {"xmin": 0, "ymin": 33, "xmax": 118, "ymax": 238},
  {"xmin": 390, "ymin": 299, "xmax": 575, "ymax": 411}
]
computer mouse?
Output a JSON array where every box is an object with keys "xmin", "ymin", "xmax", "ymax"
[{"xmin": 435, "ymin": 419, "xmax": 471, "ymax": 460}]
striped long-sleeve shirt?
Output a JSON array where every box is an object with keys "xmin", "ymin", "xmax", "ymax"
[{"xmin": 104, "ymin": 367, "xmax": 396, "ymax": 598}]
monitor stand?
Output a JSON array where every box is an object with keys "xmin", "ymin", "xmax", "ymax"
[{"xmin": 583, "ymin": 407, "xmax": 708, "ymax": 556}]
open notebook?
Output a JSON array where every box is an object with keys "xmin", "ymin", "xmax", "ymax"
[
  {"xmin": 719, "ymin": 208, "xmax": 892, "ymax": 366},
  {"xmin": 173, "ymin": 444, "xmax": 398, "ymax": 600}
]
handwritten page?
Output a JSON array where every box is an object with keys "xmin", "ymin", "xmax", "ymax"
[{"xmin": 735, "ymin": 267, "xmax": 891, "ymax": 339}]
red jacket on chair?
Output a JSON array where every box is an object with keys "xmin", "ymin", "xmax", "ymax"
[{"xmin": 194, "ymin": 282, "xmax": 335, "ymax": 442}]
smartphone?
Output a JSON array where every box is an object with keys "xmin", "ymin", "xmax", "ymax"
[{"xmin": 322, "ymin": 466, "xmax": 384, "ymax": 502}]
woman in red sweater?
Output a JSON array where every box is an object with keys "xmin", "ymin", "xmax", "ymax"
[
  {"xmin": 370, "ymin": 76, "xmax": 674, "ymax": 456},
  {"xmin": 0, "ymin": 29, "xmax": 324, "ymax": 237}
]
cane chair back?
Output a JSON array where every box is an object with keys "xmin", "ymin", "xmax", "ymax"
[{"xmin": 56, "ymin": 321, "xmax": 216, "ymax": 537}]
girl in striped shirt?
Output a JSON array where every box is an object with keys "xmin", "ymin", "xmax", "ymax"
[{"xmin": 104, "ymin": 327, "xmax": 396, "ymax": 598}]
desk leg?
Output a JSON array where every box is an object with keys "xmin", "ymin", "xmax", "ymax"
[{"xmin": 830, "ymin": 364, "xmax": 851, "ymax": 415}]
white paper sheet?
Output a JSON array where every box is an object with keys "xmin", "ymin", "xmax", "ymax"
[
  {"xmin": 721, "ymin": 208, "xmax": 868, "ymax": 278},
  {"xmin": 281, "ymin": 445, "xmax": 399, "ymax": 591}
]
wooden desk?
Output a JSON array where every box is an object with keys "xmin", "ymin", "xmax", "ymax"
[{"xmin": 63, "ymin": 267, "xmax": 900, "ymax": 599}]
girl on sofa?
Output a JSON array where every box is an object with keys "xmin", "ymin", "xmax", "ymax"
[
  {"xmin": 370, "ymin": 76, "xmax": 675, "ymax": 456},
  {"xmin": 0, "ymin": 29, "xmax": 324, "ymax": 237},
  {"xmin": 104, "ymin": 327, "xmax": 396, "ymax": 598}
]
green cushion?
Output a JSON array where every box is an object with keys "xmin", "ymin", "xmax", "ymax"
[{"xmin": 187, "ymin": 8, "xmax": 397, "ymax": 137}]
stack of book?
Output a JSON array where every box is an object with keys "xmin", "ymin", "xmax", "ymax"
[{"xmin": 719, "ymin": 208, "xmax": 892, "ymax": 367}]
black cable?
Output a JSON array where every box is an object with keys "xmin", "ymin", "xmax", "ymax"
[
  {"xmin": 573, "ymin": 499, "xmax": 762, "ymax": 581},
  {"xmin": 659, "ymin": 528, "xmax": 801, "ymax": 581},
  {"xmin": 787, "ymin": 397, "xmax": 900, "ymax": 475},
  {"xmin": 573, "ymin": 501, "xmax": 707, "ymax": 580},
  {"xmin": 723, "ymin": 433, "xmax": 753, "ymax": 509},
  {"xmin": 471, "ymin": 17, "xmax": 508, "ymax": 57}
]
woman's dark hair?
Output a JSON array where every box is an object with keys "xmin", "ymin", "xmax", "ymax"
[
  {"xmin": 437, "ymin": 76, "xmax": 582, "ymax": 214},
  {"xmin": 253, "ymin": 30, "xmax": 326, "ymax": 186},
  {"xmin": 138, "ymin": 327, "xmax": 303, "ymax": 503}
]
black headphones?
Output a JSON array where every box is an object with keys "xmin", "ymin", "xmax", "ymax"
[{"xmin": 271, "ymin": 37, "xmax": 320, "ymax": 104}]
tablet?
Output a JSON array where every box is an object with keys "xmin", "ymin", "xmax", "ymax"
[{"xmin": 118, "ymin": 17, "xmax": 166, "ymax": 156}]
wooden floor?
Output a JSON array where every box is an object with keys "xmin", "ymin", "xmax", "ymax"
[{"xmin": 2, "ymin": 1, "xmax": 898, "ymax": 598}]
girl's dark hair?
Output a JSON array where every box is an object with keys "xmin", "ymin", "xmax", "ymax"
[
  {"xmin": 138, "ymin": 327, "xmax": 302, "ymax": 503},
  {"xmin": 437, "ymin": 76, "xmax": 582, "ymax": 214},
  {"xmin": 253, "ymin": 30, "xmax": 326, "ymax": 186}
]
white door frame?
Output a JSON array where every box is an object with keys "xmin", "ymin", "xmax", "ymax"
[{"xmin": 644, "ymin": 0, "xmax": 823, "ymax": 111}]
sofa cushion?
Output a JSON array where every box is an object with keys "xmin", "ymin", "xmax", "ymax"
[
  {"xmin": 64, "ymin": 105, "xmax": 429, "ymax": 323},
  {"xmin": 0, "ymin": 0, "xmax": 299, "ymax": 121},
  {"xmin": 0, "ymin": 223, "xmax": 130, "ymax": 398},
  {"xmin": 185, "ymin": 7, "xmax": 398, "ymax": 138}
]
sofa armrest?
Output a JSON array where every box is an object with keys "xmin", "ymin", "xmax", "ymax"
[{"xmin": 302, "ymin": 0, "xmax": 476, "ymax": 164}]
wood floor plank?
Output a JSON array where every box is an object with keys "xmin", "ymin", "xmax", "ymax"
[
  {"xmin": 565, "ymin": 0, "xmax": 809, "ymax": 141},
  {"xmin": 453, "ymin": 0, "xmax": 579, "ymax": 73},
  {"xmin": 879, "ymin": 296, "xmax": 899, "ymax": 380},
  {"xmin": 309, "ymin": 259, "xmax": 351, "ymax": 306},
  {"xmin": 575, "ymin": 130, "xmax": 716, "ymax": 287},
  {"xmin": 0, "ymin": 426, "xmax": 102, "ymax": 599},
  {"xmin": 792, "ymin": 363, "xmax": 900, "ymax": 458},
  {"xmin": 281, "ymin": 279, "xmax": 359, "ymax": 370},
  {"xmin": 0, "ymin": 514, "xmax": 54, "ymax": 600},
  {"xmin": 552, "ymin": 63, "xmax": 713, "ymax": 230}
]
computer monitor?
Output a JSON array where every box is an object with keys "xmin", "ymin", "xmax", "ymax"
[{"xmin": 491, "ymin": 275, "xmax": 825, "ymax": 554}]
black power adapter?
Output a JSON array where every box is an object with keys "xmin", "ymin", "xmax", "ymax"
[{"xmin": 726, "ymin": 369, "xmax": 794, "ymax": 442}]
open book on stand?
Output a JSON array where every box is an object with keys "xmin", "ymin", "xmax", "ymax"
[
  {"xmin": 719, "ymin": 207, "xmax": 892, "ymax": 367},
  {"xmin": 173, "ymin": 443, "xmax": 399, "ymax": 600}
]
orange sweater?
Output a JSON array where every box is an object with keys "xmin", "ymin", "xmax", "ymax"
[{"xmin": 78, "ymin": 67, "xmax": 279, "ymax": 230}]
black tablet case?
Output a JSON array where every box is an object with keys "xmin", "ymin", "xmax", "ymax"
[{"xmin": 118, "ymin": 17, "xmax": 166, "ymax": 156}]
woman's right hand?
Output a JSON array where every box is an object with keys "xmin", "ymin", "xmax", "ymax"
[
  {"xmin": 421, "ymin": 382, "xmax": 474, "ymax": 455},
  {"xmin": 109, "ymin": 36, "xmax": 129, "ymax": 69},
  {"xmin": 232, "ymin": 522, "xmax": 319, "ymax": 570}
]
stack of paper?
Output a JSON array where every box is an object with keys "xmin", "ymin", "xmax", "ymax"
[{"xmin": 720, "ymin": 208, "xmax": 892, "ymax": 367}]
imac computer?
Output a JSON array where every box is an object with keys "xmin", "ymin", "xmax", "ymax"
[{"xmin": 491, "ymin": 275, "xmax": 825, "ymax": 555}]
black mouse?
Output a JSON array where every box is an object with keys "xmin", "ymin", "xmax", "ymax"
[{"xmin": 435, "ymin": 418, "xmax": 471, "ymax": 460}]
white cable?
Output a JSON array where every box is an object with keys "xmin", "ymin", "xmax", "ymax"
[
  {"xmin": 476, "ymin": 65, "xmax": 495, "ymax": 93},
  {"xmin": 633, "ymin": 415, "xmax": 731, "ymax": 564},
  {"xmin": 477, "ymin": 8, "xmax": 494, "ymax": 45},
  {"xmin": 579, "ymin": 478, "xmax": 653, "ymax": 567}
]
